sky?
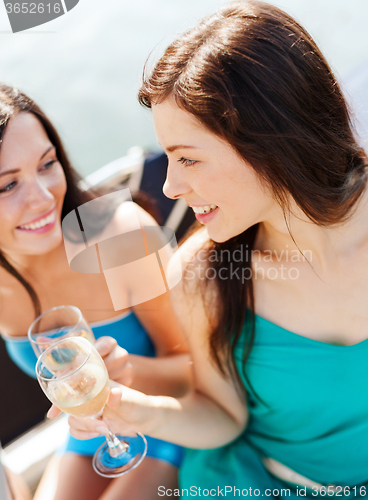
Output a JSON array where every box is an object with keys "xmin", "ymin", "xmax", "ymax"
[{"xmin": 0, "ymin": 0, "xmax": 367, "ymax": 175}]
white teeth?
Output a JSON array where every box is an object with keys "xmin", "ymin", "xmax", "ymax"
[
  {"xmin": 192, "ymin": 204, "xmax": 218, "ymax": 215},
  {"xmin": 19, "ymin": 212, "xmax": 55, "ymax": 230}
]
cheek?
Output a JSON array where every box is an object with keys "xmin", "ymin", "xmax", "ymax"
[
  {"xmin": 0, "ymin": 213, "xmax": 15, "ymax": 238},
  {"xmin": 0, "ymin": 194, "xmax": 27, "ymax": 233},
  {"xmin": 191, "ymin": 169, "xmax": 221, "ymax": 198},
  {"xmin": 0, "ymin": 211, "xmax": 22, "ymax": 252},
  {"xmin": 49, "ymin": 168, "xmax": 67, "ymax": 201}
]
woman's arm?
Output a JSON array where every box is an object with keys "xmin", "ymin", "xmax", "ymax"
[
  {"xmin": 98, "ymin": 202, "xmax": 193, "ymax": 397},
  {"xmin": 69, "ymin": 383, "xmax": 246, "ymax": 449},
  {"xmin": 97, "ymin": 292, "xmax": 192, "ymax": 398},
  {"xmin": 67, "ymin": 233, "xmax": 249, "ymax": 448},
  {"xmin": 127, "ymin": 304, "xmax": 192, "ymax": 398}
]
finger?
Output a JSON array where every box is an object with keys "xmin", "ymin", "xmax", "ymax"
[
  {"xmin": 67, "ymin": 414, "xmax": 104, "ymax": 440},
  {"xmin": 103, "ymin": 346, "xmax": 129, "ymax": 368},
  {"xmin": 94, "ymin": 336, "xmax": 118, "ymax": 358},
  {"xmin": 47, "ymin": 405, "xmax": 62, "ymax": 419},
  {"xmin": 109, "ymin": 379, "xmax": 122, "ymax": 389},
  {"xmin": 108, "ymin": 362, "xmax": 133, "ymax": 386},
  {"xmin": 102, "ymin": 419, "xmax": 138, "ymax": 437},
  {"xmin": 69, "ymin": 428, "xmax": 101, "ymax": 440},
  {"xmin": 68, "ymin": 415, "xmax": 103, "ymax": 433},
  {"xmin": 106, "ymin": 387, "xmax": 123, "ymax": 411}
]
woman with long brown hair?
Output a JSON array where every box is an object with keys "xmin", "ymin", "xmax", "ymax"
[
  {"xmin": 0, "ymin": 84, "xmax": 191, "ymax": 500},
  {"xmin": 66, "ymin": 0, "xmax": 368, "ymax": 495}
]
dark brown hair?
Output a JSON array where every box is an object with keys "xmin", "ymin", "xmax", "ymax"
[
  {"xmin": 138, "ymin": 1, "xmax": 367, "ymax": 387},
  {"xmin": 0, "ymin": 86, "xmax": 161, "ymax": 321},
  {"xmin": 0, "ymin": 84, "xmax": 95, "ymax": 318}
]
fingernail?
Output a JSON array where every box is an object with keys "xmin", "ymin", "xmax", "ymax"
[{"xmin": 94, "ymin": 339, "xmax": 106, "ymax": 350}]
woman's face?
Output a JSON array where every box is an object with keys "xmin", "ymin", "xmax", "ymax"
[
  {"xmin": 0, "ymin": 112, "xmax": 67, "ymax": 257},
  {"xmin": 152, "ymin": 98, "xmax": 276, "ymax": 242}
]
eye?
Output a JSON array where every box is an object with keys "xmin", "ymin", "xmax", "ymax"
[
  {"xmin": 0, "ymin": 181, "xmax": 17, "ymax": 193},
  {"xmin": 41, "ymin": 160, "xmax": 57, "ymax": 171},
  {"xmin": 178, "ymin": 157, "xmax": 197, "ymax": 167}
]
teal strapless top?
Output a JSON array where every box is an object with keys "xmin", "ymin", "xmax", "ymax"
[
  {"xmin": 180, "ymin": 314, "xmax": 368, "ymax": 494},
  {"xmin": 2, "ymin": 311, "xmax": 155, "ymax": 378}
]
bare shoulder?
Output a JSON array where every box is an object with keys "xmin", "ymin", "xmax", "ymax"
[
  {"xmin": 167, "ymin": 229, "xmax": 218, "ymax": 341},
  {"xmin": 168, "ymin": 231, "xmax": 248, "ymax": 424},
  {"xmin": 115, "ymin": 201, "xmax": 158, "ymax": 229},
  {"xmin": 168, "ymin": 228, "xmax": 213, "ymax": 292},
  {"xmin": 116, "ymin": 202, "xmax": 175, "ymax": 265}
]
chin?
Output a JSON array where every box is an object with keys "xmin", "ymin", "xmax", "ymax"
[
  {"xmin": 21, "ymin": 231, "xmax": 63, "ymax": 256},
  {"xmin": 207, "ymin": 224, "xmax": 250, "ymax": 244},
  {"xmin": 207, "ymin": 229, "xmax": 234, "ymax": 244}
]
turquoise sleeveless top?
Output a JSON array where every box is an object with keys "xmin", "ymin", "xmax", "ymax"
[
  {"xmin": 2, "ymin": 312, "xmax": 183, "ymax": 467},
  {"xmin": 2, "ymin": 311, "xmax": 155, "ymax": 378},
  {"xmin": 179, "ymin": 314, "xmax": 368, "ymax": 496}
]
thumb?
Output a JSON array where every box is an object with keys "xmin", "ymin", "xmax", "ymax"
[
  {"xmin": 47, "ymin": 405, "xmax": 62, "ymax": 419},
  {"xmin": 94, "ymin": 336, "xmax": 117, "ymax": 357},
  {"xmin": 107, "ymin": 387, "xmax": 123, "ymax": 410}
]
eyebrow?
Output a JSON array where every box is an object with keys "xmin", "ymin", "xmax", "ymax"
[
  {"xmin": 0, "ymin": 146, "xmax": 55, "ymax": 177},
  {"xmin": 0, "ymin": 168, "xmax": 19, "ymax": 178},
  {"xmin": 166, "ymin": 145, "xmax": 199, "ymax": 153},
  {"xmin": 39, "ymin": 145, "xmax": 55, "ymax": 160}
]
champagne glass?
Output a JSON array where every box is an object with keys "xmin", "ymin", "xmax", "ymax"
[
  {"xmin": 36, "ymin": 336, "xmax": 147, "ymax": 477},
  {"xmin": 28, "ymin": 305, "xmax": 95, "ymax": 357}
]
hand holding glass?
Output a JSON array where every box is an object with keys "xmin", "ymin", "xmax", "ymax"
[
  {"xmin": 35, "ymin": 336, "xmax": 147, "ymax": 477},
  {"xmin": 28, "ymin": 305, "xmax": 95, "ymax": 357}
]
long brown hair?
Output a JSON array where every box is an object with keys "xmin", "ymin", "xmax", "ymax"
[
  {"xmin": 138, "ymin": 1, "xmax": 367, "ymax": 387},
  {"xmin": 0, "ymin": 86, "xmax": 160, "ymax": 321},
  {"xmin": 0, "ymin": 85, "xmax": 96, "ymax": 318}
]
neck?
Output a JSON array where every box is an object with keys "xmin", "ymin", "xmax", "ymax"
[
  {"xmin": 3, "ymin": 242, "xmax": 67, "ymax": 279},
  {"xmin": 256, "ymin": 187, "xmax": 368, "ymax": 271}
]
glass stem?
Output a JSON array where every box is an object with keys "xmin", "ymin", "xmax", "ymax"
[{"xmin": 106, "ymin": 431, "xmax": 129, "ymax": 458}]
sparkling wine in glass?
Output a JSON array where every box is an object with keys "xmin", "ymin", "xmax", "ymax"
[
  {"xmin": 36, "ymin": 336, "xmax": 147, "ymax": 477},
  {"xmin": 28, "ymin": 305, "xmax": 95, "ymax": 357}
]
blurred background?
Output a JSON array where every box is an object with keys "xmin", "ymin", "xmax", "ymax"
[
  {"xmin": 0, "ymin": 0, "xmax": 367, "ymax": 178},
  {"xmin": 0, "ymin": 0, "xmax": 368, "ymax": 446}
]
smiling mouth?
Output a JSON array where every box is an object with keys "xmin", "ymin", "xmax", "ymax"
[
  {"xmin": 191, "ymin": 204, "xmax": 218, "ymax": 215},
  {"xmin": 17, "ymin": 211, "xmax": 56, "ymax": 231}
]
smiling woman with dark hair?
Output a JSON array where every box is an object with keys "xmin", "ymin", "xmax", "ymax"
[
  {"xmin": 67, "ymin": 1, "xmax": 368, "ymax": 496},
  {"xmin": 0, "ymin": 84, "xmax": 192, "ymax": 500}
]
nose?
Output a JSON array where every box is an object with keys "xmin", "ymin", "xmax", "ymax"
[
  {"xmin": 162, "ymin": 162, "xmax": 191, "ymax": 200},
  {"xmin": 27, "ymin": 178, "xmax": 54, "ymax": 212}
]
